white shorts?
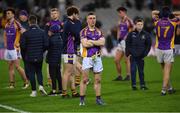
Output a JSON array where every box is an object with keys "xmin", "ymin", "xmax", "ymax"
[
  {"xmin": 116, "ymin": 40, "xmax": 126, "ymax": 52},
  {"xmin": 63, "ymin": 54, "xmax": 76, "ymax": 64},
  {"xmin": 82, "ymin": 57, "xmax": 103, "ymax": 73},
  {"xmin": 4, "ymin": 49, "xmax": 19, "ymax": 61},
  {"xmin": 155, "ymin": 48, "xmax": 174, "ymax": 63}
]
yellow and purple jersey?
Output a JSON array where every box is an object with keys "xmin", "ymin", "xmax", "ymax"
[
  {"xmin": 153, "ymin": 17, "xmax": 179, "ymax": 50},
  {"xmin": 80, "ymin": 27, "xmax": 104, "ymax": 57},
  {"xmin": 4, "ymin": 20, "xmax": 23, "ymax": 50},
  {"xmin": 118, "ymin": 17, "xmax": 134, "ymax": 40}
]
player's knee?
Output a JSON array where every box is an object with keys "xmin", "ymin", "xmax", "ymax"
[
  {"xmin": 83, "ymin": 78, "xmax": 88, "ymax": 84},
  {"xmin": 95, "ymin": 78, "xmax": 101, "ymax": 84},
  {"xmin": 114, "ymin": 58, "xmax": 119, "ymax": 63},
  {"xmin": 15, "ymin": 65, "xmax": 20, "ymax": 71},
  {"xmin": 124, "ymin": 60, "xmax": 128, "ymax": 64}
]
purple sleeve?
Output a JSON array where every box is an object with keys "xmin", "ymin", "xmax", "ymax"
[
  {"xmin": 171, "ymin": 17, "xmax": 179, "ymax": 23},
  {"xmin": 80, "ymin": 29, "xmax": 86, "ymax": 39},
  {"xmin": 152, "ymin": 17, "xmax": 159, "ymax": 23}
]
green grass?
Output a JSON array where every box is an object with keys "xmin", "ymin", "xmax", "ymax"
[{"xmin": 0, "ymin": 57, "xmax": 180, "ymax": 112}]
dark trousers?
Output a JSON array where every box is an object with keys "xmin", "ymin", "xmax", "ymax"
[
  {"xmin": 26, "ymin": 61, "xmax": 43, "ymax": 90},
  {"xmin": 22, "ymin": 53, "xmax": 29, "ymax": 80},
  {"xmin": 23, "ymin": 61, "xmax": 29, "ymax": 80},
  {"xmin": 49, "ymin": 63, "xmax": 62, "ymax": 91},
  {"xmin": 130, "ymin": 57, "xmax": 145, "ymax": 87}
]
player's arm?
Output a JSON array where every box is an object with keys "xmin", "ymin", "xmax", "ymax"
[
  {"xmin": 3, "ymin": 31, "xmax": 7, "ymax": 48},
  {"xmin": 117, "ymin": 21, "xmax": 120, "ymax": 39},
  {"xmin": 173, "ymin": 11, "xmax": 180, "ymax": 18},
  {"xmin": 14, "ymin": 21, "xmax": 25, "ymax": 50},
  {"xmin": 80, "ymin": 28, "xmax": 93, "ymax": 48},
  {"xmin": 89, "ymin": 37, "xmax": 105, "ymax": 46},
  {"xmin": 89, "ymin": 30, "xmax": 105, "ymax": 46},
  {"xmin": 14, "ymin": 29, "xmax": 21, "ymax": 50},
  {"xmin": 152, "ymin": 10, "xmax": 159, "ymax": 19},
  {"xmin": 81, "ymin": 38, "xmax": 93, "ymax": 48},
  {"xmin": 20, "ymin": 27, "xmax": 26, "ymax": 33},
  {"xmin": 16, "ymin": 21, "xmax": 26, "ymax": 33},
  {"xmin": 127, "ymin": 16, "xmax": 135, "ymax": 31}
]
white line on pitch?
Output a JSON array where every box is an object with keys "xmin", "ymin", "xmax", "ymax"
[{"xmin": 0, "ymin": 104, "xmax": 29, "ymax": 113}]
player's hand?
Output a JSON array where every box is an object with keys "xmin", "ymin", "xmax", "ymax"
[
  {"xmin": 14, "ymin": 44, "xmax": 20, "ymax": 50},
  {"xmin": 16, "ymin": 47, "xmax": 20, "ymax": 52},
  {"xmin": 87, "ymin": 40, "xmax": 94, "ymax": 46},
  {"xmin": 48, "ymin": 31, "xmax": 53, "ymax": 36}
]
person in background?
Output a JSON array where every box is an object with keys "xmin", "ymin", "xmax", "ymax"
[
  {"xmin": 126, "ymin": 18, "xmax": 151, "ymax": 90},
  {"xmin": 4, "ymin": 8, "xmax": 28, "ymax": 89},
  {"xmin": 152, "ymin": 7, "xmax": 180, "ymax": 95},
  {"xmin": 79, "ymin": 12, "xmax": 105, "ymax": 106},
  {"xmin": 61, "ymin": 6, "xmax": 80, "ymax": 98},
  {"xmin": 113, "ymin": 7, "xmax": 134, "ymax": 81},
  {"xmin": 20, "ymin": 15, "xmax": 48, "ymax": 97},
  {"xmin": 19, "ymin": 10, "xmax": 29, "ymax": 30},
  {"xmin": 45, "ymin": 8, "xmax": 63, "ymax": 96},
  {"xmin": 18, "ymin": 10, "xmax": 29, "ymax": 81}
]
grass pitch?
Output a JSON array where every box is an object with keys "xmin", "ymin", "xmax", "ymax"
[{"xmin": 0, "ymin": 57, "xmax": 180, "ymax": 112}]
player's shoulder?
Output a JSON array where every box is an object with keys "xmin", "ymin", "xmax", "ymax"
[
  {"xmin": 95, "ymin": 27, "xmax": 103, "ymax": 35},
  {"xmin": 80, "ymin": 27, "xmax": 88, "ymax": 35},
  {"xmin": 169, "ymin": 17, "xmax": 179, "ymax": 23},
  {"xmin": 14, "ymin": 20, "xmax": 21, "ymax": 26},
  {"xmin": 14, "ymin": 20, "xmax": 23, "ymax": 30}
]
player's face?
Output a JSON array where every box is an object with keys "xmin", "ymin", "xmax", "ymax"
[
  {"xmin": 19, "ymin": 15, "xmax": 28, "ymax": 22},
  {"xmin": 118, "ymin": 11, "xmax": 126, "ymax": 18},
  {"xmin": 135, "ymin": 22, "xmax": 144, "ymax": 31},
  {"xmin": 6, "ymin": 11, "xmax": 14, "ymax": 20},
  {"xmin": 87, "ymin": 15, "xmax": 96, "ymax": 27},
  {"xmin": 51, "ymin": 11, "xmax": 59, "ymax": 20}
]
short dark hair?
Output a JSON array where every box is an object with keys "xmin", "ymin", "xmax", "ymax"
[
  {"xmin": 87, "ymin": 12, "xmax": 96, "ymax": 16},
  {"xmin": 159, "ymin": 6, "xmax": 171, "ymax": 18},
  {"xmin": 51, "ymin": 8, "xmax": 59, "ymax": 12},
  {"xmin": 5, "ymin": 8, "xmax": 15, "ymax": 15},
  {"xmin": 134, "ymin": 18, "xmax": 144, "ymax": 24},
  {"xmin": 66, "ymin": 6, "xmax": 79, "ymax": 16},
  {"xmin": 29, "ymin": 15, "xmax": 37, "ymax": 24},
  {"xmin": 116, "ymin": 7, "xmax": 127, "ymax": 12}
]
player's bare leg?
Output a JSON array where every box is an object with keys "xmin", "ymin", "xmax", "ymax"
[
  {"xmin": 113, "ymin": 50, "xmax": 124, "ymax": 81},
  {"xmin": 79, "ymin": 69, "xmax": 89, "ymax": 106},
  {"xmin": 94, "ymin": 72, "xmax": 105, "ymax": 105},
  {"xmin": 74, "ymin": 61, "xmax": 82, "ymax": 86},
  {"xmin": 8, "ymin": 61, "xmax": 15, "ymax": 88},
  {"xmin": 70, "ymin": 74, "xmax": 79, "ymax": 97},
  {"xmin": 94, "ymin": 73, "xmax": 101, "ymax": 96},
  {"xmin": 14, "ymin": 59, "xmax": 29, "ymax": 89},
  {"xmin": 161, "ymin": 62, "xmax": 175, "ymax": 95},
  {"xmin": 62, "ymin": 63, "xmax": 73, "ymax": 97},
  {"xmin": 80, "ymin": 69, "xmax": 89, "ymax": 96}
]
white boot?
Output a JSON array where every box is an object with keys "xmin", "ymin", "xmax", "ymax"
[
  {"xmin": 30, "ymin": 91, "xmax": 37, "ymax": 97},
  {"xmin": 39, "ymin": 85, "xmax": 47, "ymax": 95}
]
